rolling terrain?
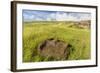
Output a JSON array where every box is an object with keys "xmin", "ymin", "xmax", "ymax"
[{"xmin": 23, "ymin": 21, "xmax": 91, "ymax": 62}]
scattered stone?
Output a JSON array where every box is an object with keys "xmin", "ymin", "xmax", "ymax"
[{"xmin": 37, "ymin": 38, "xmax": 71, "ymax": 60}]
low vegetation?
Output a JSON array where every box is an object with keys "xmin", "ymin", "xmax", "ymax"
[{"xmin": 23, "ymin": 21, "xmax": 90, "ymax": 62}]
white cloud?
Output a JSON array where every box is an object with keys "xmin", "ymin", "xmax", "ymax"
[
  {"xmin": 66, "ymin": 15, "xmax": 79, "ymax": 21},
  {"xmin": 35, "ymin": 17, "xmax": 44, "ymax": 21},
  {"xmin": 46, "ymin": 17, "xmax": 52, "ymax": 21},
  {"xmin": 55, "ymin": 12, "xmax": 91, "ymax": 21},
  {"xmin": 50, "ymin": 13, "xmax": 56, "ymax": 18},
  {"xmin": 29, "ymin": 15, "xmax": 35, "ymax": 19},
  {"xmin": 23, "ymin": 13, "xmax": 35, "ymax": 21},
  {"xmin": 79, "ymin": 14, "xmax": 91, "ymax": 20},
  {"xmin": 55, "ymin": 12, "xmax": 79, "ymax": 21},
  {"xmin": 56, "ymin": 12, "xmax": 68, "ymax": 21},
  {"xmin": 23, "ymin": 10, "xmax": 91, "ymax": 21}
]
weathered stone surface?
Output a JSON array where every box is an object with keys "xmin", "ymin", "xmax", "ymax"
[{"xmin": 37, "ymin": 38, "xmax": 71, "ymax": 60}]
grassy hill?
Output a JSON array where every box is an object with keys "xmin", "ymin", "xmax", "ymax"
[{"xmin": 23, "ymin": 21, "xmax": 91, "ymax": 62}]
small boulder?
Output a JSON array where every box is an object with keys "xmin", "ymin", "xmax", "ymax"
[{"xmin": 37, "ymin": 38, "xmax": 71, "ymax": 60}]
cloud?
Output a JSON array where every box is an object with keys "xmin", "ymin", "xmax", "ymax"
[
  {"xmin": 23, "ymin": 11, "xmax": 35, "ymax": 21},
  {"xmin": 68, "ymin": 13, "xmax": 91, "ymax": 21},
  {"xmin": 56, "ymin": 12, "xmax": 68, "ymax": 21},
  {"xmin": 23, "ymin": 10, "xmax": 91, "ymax": 21},
  {"xmin": 45, "ymin": 13, "xmax": 56, "ymax": 21},
  {"xmin": 79, "ymin": 13, "xmax": 91, "ymax": 20},
  {"xmin": 46, "ymin": 17, "xmax": 52, "ymax": 21},
  {"xmin": 35, "ymin": 17, "xmax": 44, "ymax": 21},
  {"xmin": 50, "ymin": 13, "xmax": 56, "ymax": 18}
]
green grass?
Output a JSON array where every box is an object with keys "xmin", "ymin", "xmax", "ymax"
[{"xmin": 23, "ymin": 21, "xmax": 90, "ymax": 62}]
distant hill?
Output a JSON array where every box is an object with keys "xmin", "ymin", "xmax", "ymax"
[
  {"xmin": 74, "ymin": 20, "xmax": 91, "ymax": 29},
  {"xmin": 24, "ymin": 20, "xmax": 91, "ymax": 29}
]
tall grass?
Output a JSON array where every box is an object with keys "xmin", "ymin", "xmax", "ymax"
[{"xmin": 23, "ymin": 22, "xmax": 90, "ymax": 62}]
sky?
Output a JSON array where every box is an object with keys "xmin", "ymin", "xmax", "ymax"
[{"xmin": 23, "ymin": 10, "xmax": 91, "ymax": 22}]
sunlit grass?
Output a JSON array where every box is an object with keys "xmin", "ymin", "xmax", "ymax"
[{"xmin": 23, "ymin": 22, "xmax": 90, "ymax": 62}]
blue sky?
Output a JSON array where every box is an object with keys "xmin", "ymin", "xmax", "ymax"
[{"xmin": 23, "ymin": 10, "xmax": 91, "ymax": 22}]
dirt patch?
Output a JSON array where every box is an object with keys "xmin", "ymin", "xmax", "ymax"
[{"xmin": 37, "ymin": 38, "xmax": 71, "ymax": 60}]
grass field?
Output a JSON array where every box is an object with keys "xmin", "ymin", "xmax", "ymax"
[{"xmin": 23, "ymin": 21, "xmax": 90, "ymax": 62}]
